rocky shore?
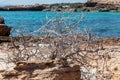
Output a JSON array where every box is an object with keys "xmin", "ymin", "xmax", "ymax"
[
  {"xmin": 0, "ymin": 2, "xmax": 120, "ymax": 12},
  {"xmin": 0, "ymin": 38, "xmax": 120, "ymax": 80}
]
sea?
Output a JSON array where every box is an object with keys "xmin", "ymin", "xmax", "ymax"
[{"xmin": 0, "ymin": 11, "xmax": 120, "ymax": 38}]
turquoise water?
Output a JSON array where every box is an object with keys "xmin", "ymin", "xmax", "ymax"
[{"xmin": 0, "ymin": 11, "xmax": 120, "ymax": 38}]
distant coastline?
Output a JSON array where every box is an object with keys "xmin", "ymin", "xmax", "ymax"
[{"xmin": 0, "ymin": 2, "xmax": 120, "ymax": 12}]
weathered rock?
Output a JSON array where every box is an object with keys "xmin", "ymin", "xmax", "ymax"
[
  {"xmin": 0, "ymin": 17, "xmax": 5, "ymax": 24},
  {"xmin": 0, "ymin": 24, "xmax": 11, "ymax": 36},
  {"xmin": 88, "ymin": 0, "xmax": 120, "ymax": 5},
  {"xmin": 0, "ymin": 17, "xmax": 11, "ymax": 37},
  {"xmin": 0, "ymin": 2, "xmax": 120, "ymax": 12},
  {"xmin": 84, "ymin": 2, "xmax": 97, "ymax": 7},
  {"xmin": 2, "ymin": 60, "xmax": 80, "ymax": 80}
]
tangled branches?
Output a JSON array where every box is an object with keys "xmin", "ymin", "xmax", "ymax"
[{"xmin": 4, "ymin": 12, "xmax": 115, "ymax": 80}]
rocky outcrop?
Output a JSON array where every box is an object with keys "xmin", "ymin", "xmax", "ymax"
[
  {"xmin": 86, "ymin": 0, "xmax": 120, "ymax": 12},
  {"xmin": 88, "ymin": 0, "xmax": 120, "ymax": 5},
  {"xmin": 43, "ymin": 1, "xmax": 120, "ymax": 12},
  {"xmin": 1, "ymin": 59, "xmax": 80, "ymax": 80},
  {"xmin": 0, "ymin": 24, "xmax": 11, "ymax": 36},
  {"xmin": 83, "ymin": 2, "xmax": 119, "ymax": 12},
  {"xmin": 0, "ymin": 2, "xmax": 120, "ymax": 12},
  {"xmin": 0, "ymin": 17, "xmax": 11, "ymax": 36},
  {"xmin": 0, "ymin": 17, "xmax": 5, "ymax": 24},
  {"xmin": 0, "ymin": 5, "xmax": 45, "ymax": 11}
]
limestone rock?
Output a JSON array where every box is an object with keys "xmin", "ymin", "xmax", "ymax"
[
  {"xmin": 88, "ymin": 0, "xmax": 120, "ymax": 5},
  {"xmin": 2, "ymin": 60, "xmax": 81, "ymax": 80}
]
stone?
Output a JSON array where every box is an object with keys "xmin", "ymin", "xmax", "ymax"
[
  {"xmin": 85, "ymin": 2, "xmax": 97, "ymax": 7},
  {"xmin": 0, "ymin": 24, "xmax": 11, "ymax": 36},
  {"xmin": 0, "ymin": 17, "xmax": 5, "ymax": 24},
  {"xmin": 2, "ymin": 60, "xmax": 81, "ymax": 80}
]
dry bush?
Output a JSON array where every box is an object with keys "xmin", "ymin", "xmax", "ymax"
[
  {"xmin": 8, "ymin": 12, "xmax": 87, "ymax": 62},
  {"xmin": 4, "ymin": 12, "xmax": 113, "ymax": 80}
]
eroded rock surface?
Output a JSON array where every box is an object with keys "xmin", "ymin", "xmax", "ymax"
[
  {"xmin": 1, "ymin": 59, "xmax": 80, "ymax": 80},
  {"xmin": 88, "ymin": 0, "xmax": 120, "ymax": 5}
]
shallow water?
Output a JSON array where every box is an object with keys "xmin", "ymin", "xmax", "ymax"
[{"xmin": 0, "ymin": 11, "xmax": 120, "ymax": 38}]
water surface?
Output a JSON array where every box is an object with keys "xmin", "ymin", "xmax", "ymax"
[{"xmin": 0, "ymin": 11, "xmax": 120, "ymax": 38}]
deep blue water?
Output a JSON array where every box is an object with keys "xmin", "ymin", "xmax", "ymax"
[{"xmin": 0, "ymin": 11, "xmax": 120, "ymax": 38}]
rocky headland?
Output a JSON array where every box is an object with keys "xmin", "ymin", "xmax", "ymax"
[
  {"xmin": 88, "ymin": 0, "xmax": 120, "ymax": 5},
  {"xmin": 0, "ymin": 0, "xmax": 120, "ymax": 12}
]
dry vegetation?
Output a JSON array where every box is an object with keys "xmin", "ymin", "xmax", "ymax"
[{"xmin": 0, "ymin": 12, "xmax": 120, "ymax": 80}]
